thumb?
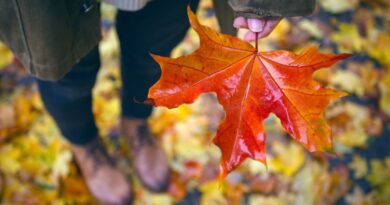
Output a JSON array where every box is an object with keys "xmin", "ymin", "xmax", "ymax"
[{"xmin": 247, "ymin": 18, "xmax": 265, "ymax": 33}]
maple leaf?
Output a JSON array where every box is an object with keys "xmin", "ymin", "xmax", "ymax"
[{"xmin": 146, "ymin": 8, "xmax": 349, "ymax": 176}]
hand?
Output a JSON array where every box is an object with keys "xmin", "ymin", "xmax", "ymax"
[{"xmin": 233, "ymin": 17, "xmax": 282, "ymax": 41}]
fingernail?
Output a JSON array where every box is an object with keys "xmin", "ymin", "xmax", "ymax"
[{"xmin": 248, "ymin": 19, "xmax": 264, "ymax": 33}]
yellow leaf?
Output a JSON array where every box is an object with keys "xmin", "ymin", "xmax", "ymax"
[
  {"xmin": 331, "ymin": 24, "xmax": 365, "ymax": 53},
  {"xmin": 0, "ymin": 145, "xmax": 21, "ymax": 174},
  {"xmin": 268, "ymin": 141, "xmax": 305, "ymax": 177},
  {"xmin": 366, "ymin": 32, "xmax": 390, "ymax": 68},
  {"xmin": 0, "ymin": 42, "xmax": 13, "ymax": 69},
  {"xmin": 330, "ymin": 70, "xmax": 364, "ymax": 96},
  {"xmin": 249, "ymin": 195, "xmax": 284, "ymax": 205},
  {"xmin": 320, "ymin": 0, "xmax": 360, "ymax": 13},
  {"xmin": 298, "ymin": 20, "xmax": 324, "ymax": 39},
  {"xmin": 349, "ymin": 155, "xmax": 368, "ymax": 179},
  {"xmin": 200, "ymin": 180, "xmax": 227, "ymax": 205},
  {"xmin": 379, "ymin": 71, "xmax": 390, "ymax": 115},
  {"xmin": 345, "ymin": 186, "xmax": 375, "ymax": 205}
]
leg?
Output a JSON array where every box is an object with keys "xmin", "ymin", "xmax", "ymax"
[
  {"xmin": 116, "ymin": 0, "xmax": 199, "ymax": 119},
  {"xmin": 35, "ymin": 47, "xmax": 132, "ymax": 205},
  {"xmin": 115, "ymin": 0, "xmax": 200, "ymax": 192},
  {"xmin": 36, "ymin": 46, "xmax": 100, "ymax": 145}
]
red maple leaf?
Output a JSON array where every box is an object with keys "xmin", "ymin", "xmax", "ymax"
[{"xmin": 146, "ymin": 8, "xmax": 349, "ymax": 176}]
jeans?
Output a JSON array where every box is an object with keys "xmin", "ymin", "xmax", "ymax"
[{"xmin": 35, "ymin": 0, "xmax": 199, "ymax": 144}]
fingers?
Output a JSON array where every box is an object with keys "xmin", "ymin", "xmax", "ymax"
[
  {"xmin": 233, "ymin": 17, "xmax": 282, "ymax": 41},
  {"xmin": 233, "ymin": 17, "xmax": 247, "ymax": 29},
  {"xmin": 259, "ymin": 19, "xmax": 281, "ymax": 38},
  {"xmin": 247, "ymin": 18, "xmax": 265, "ymax": 33},
  {"xmin": 243, "ymin": 19, "xmax": 281, "ymax": 41},
  {"xmin": 234, "ymin": 17, "xmax": 267, "ymax": 32}
]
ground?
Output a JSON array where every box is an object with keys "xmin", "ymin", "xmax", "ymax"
[{"xmin": 0, "ymin": 0, "xmax": 390, "ymax": 204}]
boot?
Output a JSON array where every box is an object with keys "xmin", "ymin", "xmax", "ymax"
[
  {"xmin": 71, "ymin": 138, "xmax": 133, "ymax": 205},
  {"xmin": 121, "ymin": 117, "xmax": 170, "ymax": 192}
]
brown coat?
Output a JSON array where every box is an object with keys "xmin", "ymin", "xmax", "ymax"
[{"xmin": 0, "ymin": 0, "xmax": 100, "ymax": 80}]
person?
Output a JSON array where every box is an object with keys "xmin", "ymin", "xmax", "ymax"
[{"xmin": 0, "ymin": 0, "xmax": 315, "ymax": 204}]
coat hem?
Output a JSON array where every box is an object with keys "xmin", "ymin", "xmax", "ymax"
[{"xmin": 31, "ymin": 36, "xmax": 100, "ymax": 81}]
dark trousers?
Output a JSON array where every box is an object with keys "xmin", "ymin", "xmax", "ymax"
[{"xmin": 35, "ymin": 0, "xmax": 199, "ymax": 145}]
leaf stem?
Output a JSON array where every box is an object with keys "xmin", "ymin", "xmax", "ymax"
[{"xmin": 255, "ymin": 32, "xmax": 259, "ymax": 53}]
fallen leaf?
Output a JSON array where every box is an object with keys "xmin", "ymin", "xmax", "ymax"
[
  {"xmin": 366, "ymin": 159, "xmax": 390, "ymax": 187},
  {"xmin": 168, "ymin": 171, "xmax": 188, "ymax": 201},
  {"xmin": 331, "ymin": 24, "xmax": 365, "ymax": 53},
  {"xmin": 298, "ymin": 19, "xmax": 324, "ymax": 39},
  {"xmin": 327, "ymin": 102, "xmax": 382, "ymax": 152},
  {"xmin": 345, "ymin": 186, "xmax": 375, "ymax": 205},
  {"xmin": 147, "ymin": 8, "xmax": 348, "ymax": 176},
  {"xmin": 365, "ymin": 157, "xmax": 390, "ymax": 204},
  {"xmin": 200, "ymin": 180, "xmax": 228, "ymax": 205},
  {"xmin": 330, "ymin": 70, "xmax": 364, "ymax": 96},
  {"xmin": 349, "ymin": 155, "xmax": 368, "ymax": 179},
  {"xmin": 249, "ymin": 195, "xmax": 283, "ymax": 205},
  {"xmin": 366, "ymin": 32, "xmax": 390, "ymax": 68},
  {"xmin": 379, "ymin": 71, "xmax": 390, "ymax": 116},
  {"xmin": 320, "ymin": 0, "xmax": 360, "ymax": 13},
  {"xmin": 292, "ymin": 163, "xmax": 351, "ymax": 205},
  {"xmin": 268, "ymin": 141, "xmax": 305, "ymax": 177},
  {"xmin": 0, "ymin": 42, "xmax": 13, "ymax": 69}
]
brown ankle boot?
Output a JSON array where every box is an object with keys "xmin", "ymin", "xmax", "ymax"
[
  {"xmin": 121, "ymin": 117, "xmax": 170, "ymax": 192},
  {"xmin": 71, "ymin": 138, "xmax": 133, "ymax": 205}
]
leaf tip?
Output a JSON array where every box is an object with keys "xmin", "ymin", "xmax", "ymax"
[
  {"xmin": 333, "ymin": 90, "xmax": 349, "ymax": 99},
  {"xmin": 149, "ymin": 53, "xmax": 161, "ymax": 61},
  {"xmin": 338, "ymin": 53, "xmax": 353, "ymax": 59},
  {"xmin": 187, "ymin": 4, "xmax": 199, "ymax": 30},
  {"xmin": 187, "ymin": 6, "xmax": 195, "ymax": 21},
  {"xmin": 340, "ymin": 91, "xmax": 349, "ymax": 97},
  {"xmin": 218, "ymin": 164, "xmax": 228, "ymax": 180}
]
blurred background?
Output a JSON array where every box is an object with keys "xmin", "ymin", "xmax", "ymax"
[{"xmin": 0, "ymin": 0, "xmax": 389, "ymax": 204}]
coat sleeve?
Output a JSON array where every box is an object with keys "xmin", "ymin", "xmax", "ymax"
[
  {"xmin": 228, "ymin": 0, "xmax": 316, "ymax": 18},
  {"xmin": 212, "ymin": 0, "xmax": 236, "ymax": 35}
]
